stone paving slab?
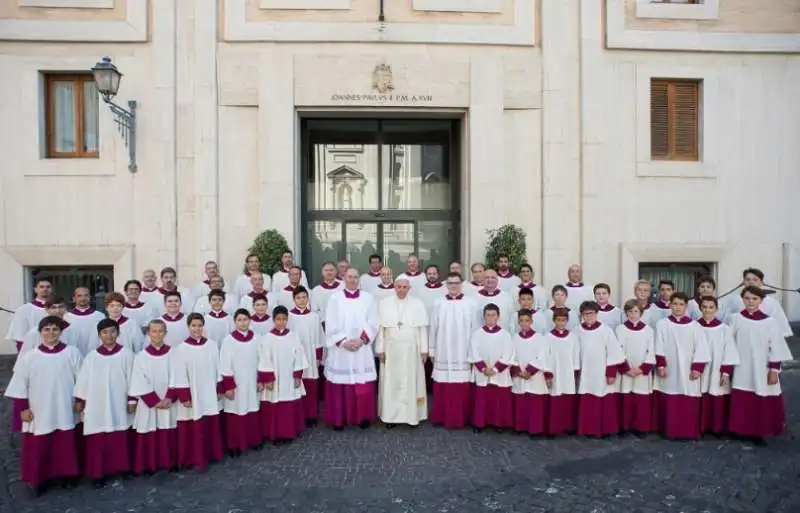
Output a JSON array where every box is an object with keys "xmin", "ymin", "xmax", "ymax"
[{"xmin": 0, "ymin": 355, "xmax": 798, "ymax": 513}]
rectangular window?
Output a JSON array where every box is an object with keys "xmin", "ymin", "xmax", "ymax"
[
  {"xmin": 650, "ymin": 78, "xmax": 700, "ymax": 161},
  {"xmin": 638, "ymin": 262, "xmax": 715, "ymax": 299},
  {"xmin": 44, "ymin": 74, "xmax": 100, "ymax": 158}
]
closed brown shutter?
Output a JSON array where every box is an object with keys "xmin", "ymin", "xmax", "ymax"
[{"xmin": 650, "ymin": 79, "xmax": 700, "ymax": 161}]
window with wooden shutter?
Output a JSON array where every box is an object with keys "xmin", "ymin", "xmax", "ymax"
[{"xmin": 650, "ymin": 79, "xmax": 700, "ymax": 161}]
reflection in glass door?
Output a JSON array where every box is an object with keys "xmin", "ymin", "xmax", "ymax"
[{"xmin": 301, "ymin": 119, "xmax": 460, "ymax": 286}]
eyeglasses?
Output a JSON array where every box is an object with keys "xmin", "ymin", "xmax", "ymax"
[{"xmin": 445, "ymin": 281, "xmax": 461, "ymax": 286}]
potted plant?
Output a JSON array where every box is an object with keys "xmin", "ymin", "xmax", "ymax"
[{"xmin": 484, "ymin": 224, "xmax": 527, "ymax": 273}]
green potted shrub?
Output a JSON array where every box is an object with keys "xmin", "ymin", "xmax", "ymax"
[
  {"xmin": 484, "ymin": 224, "xmax": 527, "ymax": 273},
  {"xmin": 248, "ymin": 229, "xmax": 290, "ymax": 276}
]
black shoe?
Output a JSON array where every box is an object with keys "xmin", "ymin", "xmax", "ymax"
[
  {"xmin": 359, "ymin": 421, "xmax": 370, "ymax": 429},
  {"xmin": 30, "ymin": 482, "xmax": 48, "ymax": 497},
  {"xmin": 92, "ymin": 478, "xmax": 106, "ymax": 489},
  {"xmin": 61, "ymin": 476, "xmax": 79, "ymax": 489},
  {"xmin": 142, "ymin": 471, "xmax": 155, "ymax": 477},
  {"xmin": 254, "ymin": 442, "xmax": 265, "ymax": 451},
  {"xmin": 122, "ymin": 472, "xmax": 134, "ymax": 480},
  {"xmin": 751, "ymin": 437, "xmax": 767, "ymax": 447},
  {"xmin": 472, "ymin": 427, "xmax": 483, "ymax": 434},
  {"xmin": 385, "ymin": 423, "xmax": 396, "ymax": 429},
  {"xmin": 332, "ymin": 426, "xmax": 344, "ymax": 431},
  {"xmin": 305, "ymin": 419, "xmax": 317, "ymax": 427},
  {"xmin": 169, "ymin": 466, "xmax": 180, "ymax": 473},
  {"xmin": 494, "ymin": 428, "xmax": 504, "ymax": 434}
]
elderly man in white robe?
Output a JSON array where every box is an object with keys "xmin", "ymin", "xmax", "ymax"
[
  {"xmin": 376, "ymin": 278, "xmax": 429, "ymax": 427},
  {"xmin": 324, "ymin": 268, "xmax": 380, "ymax": 430}
]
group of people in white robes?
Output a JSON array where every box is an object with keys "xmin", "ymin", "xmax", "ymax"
[{"xmin": 3, "ymin": 250, "xmax": 795, "ymax": 496}]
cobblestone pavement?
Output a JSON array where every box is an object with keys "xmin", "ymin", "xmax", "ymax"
[{"xmin": 0, "ymin": 355, "xmax": 798, "ymax": 513}]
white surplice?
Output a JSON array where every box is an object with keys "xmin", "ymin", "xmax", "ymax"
[
  {"xmin": 542, "ymin": 306, "xmax": 579, "ymax": 332},
  {"xmin": 18, "ymin": 323, "xmax": 81, "ymax": 358},
  {"xmin": 5, "ymin": 342, "xmax": 83, "ymax": 435},
  {"xmin": 560, "ymin": 283, "xmax": 594, "ymax": 311},
  {"xmin": 63, "ymin": 308, "xmax": 106, "ymax": 354},
  {"xmin": 396, "ymin": 272, "xmax": 426, "ymax": 297},
  {"xmin": 129, "ymin": 345, "xmax": 178, "ymax": 433},
  {"xmin": 288, "ymin": 308, "xmax": 324, "ymax": 380},
  {"xmin": 371, "ymin": 284, "xmax": 397, "ymax": 304},
  {"xmin": 417, "ymin": 282, "xmax": 448, "ymax": 317},
  {"xmin": 275, "ymin": 285, "xmax": 310, "ymax": 310},
  {"xmin": 514, "ymin": 309, "xmax": 550, "ymax": 335},
  {"xmin": 728, "ymin": 311, "xmax": 793, "ymax": 397},
  {"xmin": 75, "ymin": 345, "xmax": 136, "ymax": 435},
  {"xmin": 472, "ymin": 289, "xmax": 516, "ymax": 333},
  {"xmin": 462, "ymin": 281, "xmax": 483, "ymax": 297},
  {"xmin": 577, "ymin": 323, "xmax": 625, "ymax": 397},
  {"xmin": 123, "ymin": 301, "xmax": 158, "ymax": 330},
  {"xmin": 193, "ymin": 294, "xmax": 239, "ymax": 316},
  {"xmin": 239, "ymin": 291, "xmax": 278, "ymax": 316},
  {"xmin": 697, "ymin": 319, "xmax": 740, "ymax": 396},
  {"xmin": 85, "ymin": 316, "xmax": 144, "ymax": 355},
  {"xmin": 725, "ymin": 294, "xmax": 793, "ymax": 338},
  {"xmin": 203, "ymin": 311, "xmax": 235, "ymax": 348},
  {"xmin": 149, "ymin": 287, "xmax": 195, "ymax": 316},
  {"xmin": 376, "ymin": 295, "xmax": 429, "ymax": 425},
  {"xmin": 219, "ymin": 331, "xmax": 261, "ymax": 415},
  {"xmin": 615, "ymin": 321, "xmax": 656, "ymax": 395},
  {"xmin": 233, "ymin": 272, "xmax": 272, "ymax": 298},
  {"xmin": 159, "ymin": 313, "xmax": 190, "ymax": 348},
  {"xmin": 250, "ymin": 315, "xmax": 275, "ymax": 336},
  {"xmin": 511, "ymin": 331, "xmax": 551, "ymax": 396},
  {"xmin": 496, "ymin": 271, "xmax": 521, "ymax": 293},
  {"xmin": 429, "ymin": 294, "xmax": 479, "ymax": 383},
  {"xmin": 649, "ymin": 301, "xmax": 672, "ymax": 329},
  {"xmin": 653, "ymin": 317, "xmax": 710, "ymax": 397},
  {"xmin": 170, "ymin": 337, "xmax": 222, "ymax": 421},
  {"xmin": 258, "ymin": 329, "xmax": 308, "ymax": 403},
  {"xmin": 271, "ymin": 269, "xmax": 309, "ymax": 294},
  {"xmin": 310, "ymin": 281, "xmax": 343, "ymax": 320},
  {"xmin": 139, "ymin": 287, "xmax": 161, "ymax": 310},
  {"xmin": 515, "ymin": 283, "xmax": 549, "ymax": 312},
  {"xmin": 324, "ymin": 289, "xmax": 379, "ymax": 385},
  {"xmin": 5, "ymin": 300, "xmax": 47, "ymax": 348},
  {"xmin": 597, "ymin": 305, "xmax": 623, "ymax": 332},
  {"xmin": 469, "ymin": 326, "xmax": 514, "ymax": 388},
  {"xmin": 687, "ymin": 299, "xmax": 724, "ymax": 322},
  {"xmin": 359, "ymin": 272, "xmax": 382, "ymax": 295},
  {"xmin": 547, "ymin": 330, "xmax": 580, "ymax": 396}
]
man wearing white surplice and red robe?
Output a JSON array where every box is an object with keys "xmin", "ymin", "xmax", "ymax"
[
  {"xmin": 323, "ymin": 269, "xmax": 379, "ymax": 430},
  {"xmin": 6, "ymin": 278, "xmax": 51, "ymax": 354}
]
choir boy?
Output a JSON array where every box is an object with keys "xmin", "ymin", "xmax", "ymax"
[
  {"xmin": 98, "ymin": 292, "xmax": 144, "ymax": 353},
  {"xmin": 74, "ymin": 319, "xmax": 135, "ymax": 487},
  {"xmin": 323, "ymin": 269, "xmax": 379, "ymax": 430},
  {"xmin": 594, "ymin": 283, "xmax": 622, "ymax": 331},
  {"xmin": 696, "ymin": 296, "xmax": 739, "ymax": 435},
  {"xmin": 153, "ymin": 267, "xmax": 194, "ymax": 315},
  {"xmin": 359, "ymin": 254, "xmax": 383, "ymax": 294},
  {"xmin": 193, "ymin": 260, "xmax": 222, "ymax": 299},
  {"xmin": 688, "ymin": 276, "xmax": 718, "ymax": 321},
  {"xmin": 469, "ymin": 303, "xmax": 514, "ymax": 432},
  {"xmin": 462, "ymin": 262, "xmax": 486, "ymax": 296},
  {"xmin": 429, "ymin": 273, "xmax": 479, "ymax": 429},
  {"xmin": 495, "ymin": 253, "xmax": 521, "ymax": 293},
  {"xmin": 510, "ymin": 309, "xmax": 551, "ymax": 436},
  {"xmin": 725, "ymin": 268, "xmax": 793, "ymax": 337},
  {"xmin": 250, "ymin": 294, "xmax": 275, "ymax": 336},
  {"xmin": 473, "ymin": 270, "xmax": 516, "ymax": 333},
  {"xmin": 651, "ymin": 280, "xmax": 674, "ymax": 324},
  {"xmin": 234, "ymin": 253, "xmax": 271, "ymax": 297},
  {"xmin": 139, "ymin": 269, "xmax": 161, "ymax": 306},
  {"xmin": 562, "ymin": 265, "xmax": 593, "ymax": 310},
  {"xmin": 516, "ymin": 288, "xmax": 548, "ymax": 333},
  {"xmin": 160, "ymin": 291, "xmax": 189, "ymax": 347},
  {"xmin": 275, "ymin": 266, "xmax": 308, "ymax": 308},
  {"xmin": 616, "ymin": 299, "xmax": 655, "ymax": 435},
  {"xmin": 545, "ymin": 285, "xmax": 578, "ymax": 331},
  {"xmin": 19, "ymin": 297, "xmax": 79, "ymax": 356},
  {"xmin": 652, "ymin": 292, "xmax": 709, "ymax": 440},
  {"xmin": 123, "ymin": 280, "xmax": 157, "ymax": 334},
  {"xmin": 203, "ymin": 289, "xmax": 235, "ymax": 344},
  {"xmin": 418, "ymin": 265, "xmax": 447, "ymax": 314},
  {"xmin": 239, "ymin": 273, "xmax": 276, "ymax": 314},
  {"xmin": 633, "ymin": 279, "xmax": 659, "ymax": 328},
  {"xmin": 337, "ymin": 259, "xmax": 350, "ymax": 281},
  {"xmin": 397, "ymin": 254, "xmax": 426, "ymax": 294},
  {"xmin": 271, "ymin": 251, "xmax": 309, "ymax": 293},
  {"xmin": 169, "ymin": 313, "xmax": 224, "ymax": 471},
  {"xmin": 288, "ymin": 287, "xmax": 325, "ymax": 425},
  {"xmin": 727, "ymin": 286, "xmax": 793, "ymax": 442},
  {"xmin": 311, "ymin": 262, "xmax": 343, "ymax": 321},
  {"xmin": 546, "ymin": 308, "xmax": 580, "ymax": 435},
  {"xmin": 516, "ymin": 264, "xmax": 547, "ymax": 311},
  {"xmin": 129, "ymin": 320, "xmax": 177, "ymax": 474},
  {"xmin": 576, "ymin": 301, "xmax": 625, "ymax": 437},
  {"xmin": 5, "ymin": 316, "xmax": 83, "ymax": 495},
  {"xmin": 372, "ymin": 267, "xmax": 397, "ymax": 303},
  {"xmin": 219, "ymin": 309, "xmax": 263, "ymax": 456},
  {"xmin": 258, "ymin": 306, "xmax": 308, "ymax": 443},
  {"xmin": 6, "ymin": 278, "xmax": 51, "ymax": 353},
  {"xmin": 193, "ymin": 276, "xmax": 238, "ymax": 315},
  {"xmin": 63, "ymin": 286, "xmax": 105, "ymax": 353}
]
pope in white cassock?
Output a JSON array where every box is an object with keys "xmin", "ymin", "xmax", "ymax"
[
  {"xmin": 376, "ymin": 279, "xmax": 429, "ymax": 427},
  {"xmin": 323, "ymin": 268, "xmax": 380, "ymax": 429}
]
